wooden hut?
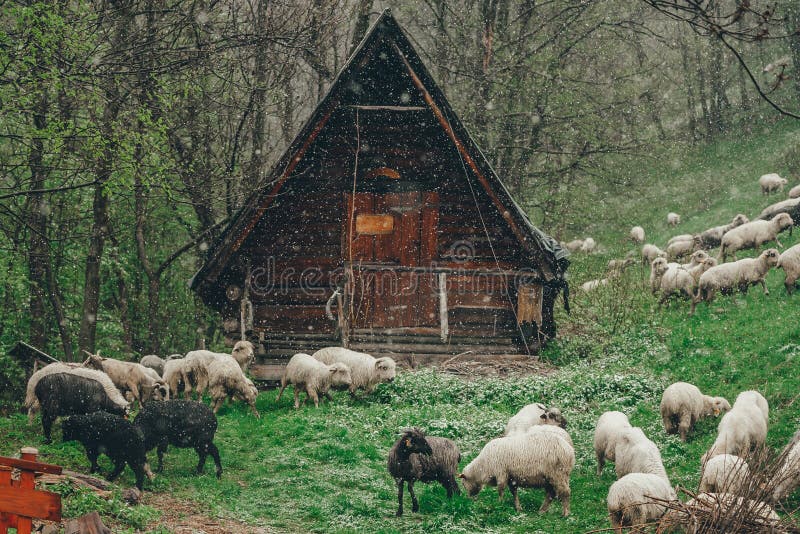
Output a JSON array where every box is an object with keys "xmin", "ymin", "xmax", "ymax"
[{"xmin": 190, "ymin": 10, "xmax": 569, "ymax": 376}]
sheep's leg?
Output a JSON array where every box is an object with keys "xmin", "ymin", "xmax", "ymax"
[
  {"xmin": 293, "ymin": 388, "xmax": 300, "ymax": 409},
  {"xmin": 211, "ymin": 396, "xmax": 224, "ymax": 414},
  {"xmin": 249, "ymin": 402, "xmax": 260, "ymax": 418},
  {"xmin": 678, "ymin": 414, "xmax": 692, "ymax": 442},
  {"xmin": 195, "ymin": 444, "xmax": 208, "ymax": 475},
  {"xmin": 509, "ymin": 483, "xmax": 521, "ymax": 512},
  {"xmin": 395, "ymin": 479, "xmax": 404, "ymax": 517},
  {"xmin": 442, "ymin": 476, "xmax": 458, "ymax": 498},
  {"xmin": 107, "ymin": 459, "xmax": 126, "ymax": 482},
  {"xmin": 207, "ymin": 442, "xmax": 222, "ymax": 479},
  {"xmin": 408, "ymin": 481, "xmax": 419, "ymax": 513},
  {"xmin": 156, "ymin": 441, "xmax": 168, "ymax": 472},
  {"xmin": 87, "ymin": 449, "xmax": 100, "ymax": 473},
  {"xmin": 41, "ymin": 412, "xmax": 55, "ymax": 444},
  {"xmin": 275, "ymin": 379, "xmax": 287, "ymax": 402},
  {"xmin": 786, "ymin": 274, "xmax": 797, "ymax": 295},
  {"xmin": 132, "ymin": 462, "xmax": 145, "ymax": 491},
  {"xmin": 610, "ymin": 511, "xmax": 624, "ymax": 533},
  {"xmin": 540, "ymin": 483, "xmax": 555, "ymax": 513},
  {"xmin": 324, "ymin": 391, "xmax": 334, "ymax": 401},
  {"xmin": 496, "ymin": 478, "xmax": 506, "ymax": 501},
  {"xmin": 305, "ymin": 385, "xmax": 320, "ymax": 408},
  {"xmin": 556, "ymin": 482, "xmax": 571, "ymax": 517},
  {"xmin": 775, "ymin": 236, "xmax": 783, "ymax": 248},
  {"xmin": 759, "ymin": 279, "xmax": 769, "ymax": 295},
  {"xmin": 27, "ymin": 407, "xmax": 35, "ymax": 425}
]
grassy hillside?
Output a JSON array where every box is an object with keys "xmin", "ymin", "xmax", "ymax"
[{"xmin": 2, "ymin": 123, "xmax": 800, "ymax": 533}]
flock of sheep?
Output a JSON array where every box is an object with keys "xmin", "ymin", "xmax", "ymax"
[{"xmin": 570, "ymin": 172, "xmax": 800, "ymax": 313}]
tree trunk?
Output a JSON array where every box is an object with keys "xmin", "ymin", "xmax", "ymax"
[
  {"xmin": 78, "ymin": 176, "xmax": 110, "ymax": 355},
  {"xmin": 696, "ymin": 43, "xmax": 711, "ymax": 139},
  {"xmin": 678, "ymin": 34, "xmax": 698, "ymax": 143},
  {"xmin": 349, "ymin": 0, "xmax": 373, "ymax": 56},
  {"xmin": 785, "ymin": 3, "xmax": 800, "ymax": 101}
]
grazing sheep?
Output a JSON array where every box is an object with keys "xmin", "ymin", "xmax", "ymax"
[
  {"xmin": 562, "ymin": 239, "xmax": 584, "ymax": 252},
  {"xmin": 658, "ymin": 265, "xmax": 698, "ymax": 306},
  {"xmin": 667, "ymin": 233, "xmax": 695, "ymax": 246},
  {"xmin": 185, "ymin": 340, "xmax": 255, "ymax": 374},
  {"xmin": 759, "ymin": 173, "xmax": 788, "ymax": 195},
  {"xmin": 699, "ymin": 454, "xmax": 750, "ymax": 494},
  {"xmin": 758, "ymin": 197, "xmax": 800, "ymax": 220},
  {"xmin": 527, "ymin": 425, "xmax": 574, "ymax": 447},
  {"xmin": 62, "ymin": 411, "xmax": 149, "ymax": 490},
  {"xmin": 275, "ymin": 353, "xmax": 353, "ymax": 409},
  {"xmin": 789, "ymin": 184, "xmax": 800, "ymax": 199},
  {"xmin": 630, "ymin": 226, "xmax": 645, "ymax": 244},
  {"xmin": 387, "ymin": 427, "xmax": 461, "ymax": 516},
  {"xmin": 772, "ymin": 430, "xmax": 800, "ymax": 502},
  {"xmin": 134, "ymin": 400, "xmax": 222, "ymax": 479},
  {"xmin": 607, "ymin": 257, "xmax": 634, "ymax": 275},
  {"xmin": 162, "ymin": 357, "xmax": 191, "ymax": 399},
  {"xmin": 607, "ymin": 472, "xmax": 677, "ymax": 532},
  {"xmin": 614, "ymin": 427, "xmax": 668, "ymax": 480},
  {"xmin": 205, "ymin": 357, "xmax": 260, "ymax": 417},
  {"xmin": 179, "ymin": 342, "xmax": 255, "ymax": 400},
  {"xmin": 699, "ymin": 214, "xmax": 750, "ymax": 248},
  {"xmin": 312, "ymin": 347, "xmax": 396, "ymax": 396},
  {"xmin": 642, "ymin": 244, "xmax": 667, "ymax": 266},
  {"xmin": 667, "ymin": 212, "xmax": 681, "ymax": 227},
  {"xmin": 702, "ymin": 390, "xmax": 768, "ymax": 464},
  {"xmin": 580, "ymin": 237, "xmax": 597, "ymax": 253},
  {"xmin": 83, "ymin": 354, "xmax": 169, "ymax": 405},
  {"xmin": 667, "ymin": 235, "xmax": 701, "ymax": 261},
  {"xmin": 460, "ymin": 428, "xmax": 574, "ymax": 515},
  {"xmin": 580, "ymin": 278, "xmax": 609, "ymax": 292},
  {"xmin": 35, "ymin": 372, "xmax": 129, "ymax": 443},
  {"xmin": 720, "ymin": 213, "xmax": 794, "ymax": 261},
  {"xmin": 659, "ymin": 382, "xmax": 730, "ymax": 442},
  {"xmin": 594, "ymin": 411, "xmax": 632, "ymax": 476},
  {"xmin": 650, "ymin": 257, "xmax": 670, "ymax": 294},
  {"xmin": 691, "ymin": 249, "xmax": 781, "ymax": 314},
  {"xmin": 24, "ymin": 362, "xmax": 93, "ymax": 423},
  {"xmin": 140, "ymin": 355, "xmax": 166, "ymax": 376},
  {"xmin": 777, "ymin": 243, "xmax": 800, "ymax": 294},
  {"xmin": 504, "ymin": 403, "xmax": 568, "ymax": 436}
]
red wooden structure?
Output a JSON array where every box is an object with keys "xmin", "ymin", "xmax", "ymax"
[{"xmin": 0, "ymin": 448, "xmax": 62, "ymax": 534}]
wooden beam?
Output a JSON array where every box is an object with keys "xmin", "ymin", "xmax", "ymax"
[
  {"xmin": 0, "ymin": 488, "xmax": 62, "ymax": 523},
  {"xmin": 438, "ymin": 272, "xmax": 448, "ymax": 342},
  {"xmin": 0, "ymin": 456, "xmax": 62, "ymax": 475},
  {"xmin": 346, "ymin": 105, "xmax": 427, "ymax": 111}
]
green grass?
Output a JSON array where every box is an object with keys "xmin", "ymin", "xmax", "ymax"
[{"xmin": 2, "ymin": 123, "xmax": 800, "ymax": 532}]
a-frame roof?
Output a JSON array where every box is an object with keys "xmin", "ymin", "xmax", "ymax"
[{"xmin": 190, "ymin": 9, "xmax": 568, "ymax": 296}]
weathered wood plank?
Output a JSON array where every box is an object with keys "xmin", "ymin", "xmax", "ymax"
[{"xmin": 0, "ymin": 487, "xmax": 61, "ymax": 522}]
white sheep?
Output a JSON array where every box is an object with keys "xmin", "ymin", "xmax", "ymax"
[
  {"xmin": 607, "ymin": 257, "xmax": 634, "ymax": 275},
  {"xmin": 630, "ymin": 226, "xmax": 645, "ymax": 244},
  {"xmin": 772, "ymin": 430, "xmax": 800, "ymax": 502},
  {"xmin": 691, "ymin": 249, "xmax": 781, "ymax": 314},
  {"xmin": 650, "ymin": 257, "xmax": 670, "ymax": 294},
  {"xmin": 82, "ymin": 354, "xmax": 169, "ymax": 405},
  {"xmin": 667, "ymin": 212, "xmax": 681, "ymax": 227},
  {"xmin": 642, "ymin": 244, "xmax": 667, "ymax": 266},
  {"xmin": 659, "ymin": 382, "xmax": 730, "ymax": 442},
  {"xmin": 205, "ymin": 357, "xmax": 260, "ymax": 417},
  {"xmin": 526, "ymin": 424, "xmax": 574, "ymax": 447},
  {"xmin": 275, "ymin": 353, "xmax": 352, "ymax": 409},
  {"xmin": 140, "ymin": 355, "xmax": 165, "ymax": 376},
  {"xmin": 702, "ymin": 390, "xmax": 768, "ymax": 464},
  {"xmin": 789, "ymin": 184, "xmax": 800, "ymax": 199},
  {"xmin": 562, "ymin": 239, "xmax": 584, "ymax": 252},
  {"xmin": 667, "ymin": 235, "xmax": 701, "ymax": 261},
  {"xmin": 759, "ymin": 173, "xmax": 788, "ymax": 195},
  {"xmin": 311, "ymin": 347, "xmax": 396, "ymax": 396},
  {"xmin": 580, "ymin": 237, "xmax": 597, "ymax": 253},
  {"xmin": 185, "ymin": 340, "xmax": 254, "ymax": 373},
  {"xmin": 580, "ymin": 278, "xmax": 609, "ymax": 292},
  {"xmin": 180, "ymin": 341, "xmax": 255, "ymax": 399},
  {"xmin": 758, "ymin": 197, "xmax": 800, "ymax": 220},
  {"xmin": 699, "ymin": 214, "xmax": 750, "ymax": 248},
  {"xmin": 24, "ymin": 363, "xmax": 127, "ymax": 424},
  {"xmin": 504, "ymin": 403, "xmax": 568, "ymax": 435},
  {"xmin": 594, "ymin": 411, "xmax": 632, "ymax": 476},
  {"xmin": 667, "ymin": 233, "xmax": 695, "ymax": 246},
  {"xmin": 607, "ymin": 472, "xmax": 676, "ymax": 532},
  {"xmin": 614, "ymin": 427, "xmax": 668, "ymax": 480},
  {"xmin": 459, "ymin": 428, "xmax": 574, "ymax": 515},
  {"xmin": 162, "ymin": 357, "xmax": 190, "ymax": 398},
  {"xmin": 720, "ymin": 213, "xmax": 794, "ymax": 261},
  {"xmin": 699, "ymin": 454, "xmax": 750, "ymax": 494},
  {"xmin": 777, "ymin": 243, "xmax": 800, "ymax": 294}
]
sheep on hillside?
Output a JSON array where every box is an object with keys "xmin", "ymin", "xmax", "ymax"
[
  {"xmin": 607, "ymin": 257, "xmax": 634, "ymax": 275},
  {"xmin": 789, "ymin": 184, "xmax": 800, "ymax": 199},
  {"xmin": 312, "ymin": 347, "xmax": 396, "ymax": 396},
  {"xmin": 140, "ymin": 355, "xmax": 166, "ymax": 376},
  {"xmin": 777, "ymin": 243, "xmax": 800, "ymax": 294},
  {"xmin": 594, "ymin": 411, "xmax": 632, "ymax": 476},
  {"xmin": 504, "ymin": 402, "xmax": 568, "ymax": 436},
  {"xmin": 650, "ymin": 257, "xmax": 670, "ymax": 294},
  {"xmin": 25, "ymin": 362, "xmax": 82, "ymax": 423},
  {"xmin": 642, "ymin": 244, "xmax": 667, "ymax": 266},
  {"xmin": 719, "ymin": 213, "xmax": 793, "ymax": 261},
  {"xmin": 276, "ymin": 353, "xmax": 352, "ymax": 409},
  {"xmin": 580, "ymin": 237, "xmax": 597, "ymax": 253},
  {"xmin": 667, "ymin": 212, "xmax": 681, "ymax": 227},
  {"xmin": 614, "ymin": 427, "xmax": 668, "ymax": 480},
  {"xmin": 701, "ymin": 390, "xmax": 768, "ymax": 464},
  {"xmin": 581, "ymin": 278, "xmax": 609, "ymax": 292},
  {"xmin": 699, "ymin": 454, "xmax": 750, "ymax": 494},
  {"xmin": 387, "ymin": 428, "xmax": 461, "ymax": 516},
  {"xmin": 83, "ymin": 354, "xmax": 169, "ymax": 405},
  {"xmin": 460, "ymin": 427, "xmax": 574, "ymax": 515},
  {"xmin": 562, "ymin": 239, "xmax": 584, "ymax": 252},
  {"xmin": 659, "ymin": 382, "xmax": 730, "ymax": 442},
  {"xmin": 700, "ymin": 214, "xmax": 750, "ymax": 248},
  {"xmin": 658, "ymin": 262, "xmax": 710, "ymax": 306},
  {"xmin": 667, "ymin": 235, "xmax": 702, "ymax": 261},
  {"xmin": 607, "ymin": 473, "xmax": 677, "ymax": 532},
  {"xmin": 759, "ymin": 173, "xmax": 788, "ymax": 195},
  {"xmin": 772, "ymin": 430, "xmax": 800, "ymax": 503},
  {"xmin": 691, "ymin": 249, "xmax": 781, "ymax": 314},
  {"xmin": 668, "ymin": 233, "xmax": 695, "ymax": 246},
  {"xmin": 630, "ymin": 226, "xmax": 645, "ymax": 244},
  {"xmin": 205, "ymin": 357, "xmax": 260, "ymax": 417},
  {"xmin": 758, "ymin": 197, "xmax": 800, "ymax": 220}
]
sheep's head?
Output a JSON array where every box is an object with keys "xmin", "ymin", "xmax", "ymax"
[
  {"xmin": 232, "ymin": 341, "xmax": 255, "ymax": 366},
  {"xmin": 540, "ymin": 407, "xmax": 568, "ymax": 429},
  {"xmin": 760, "ymin": 248, "xmax": 781, "ymax": 267},
  {"xmin": 775, "ymin": 213, "xmax": 794, "ymax": 234},
  {"xmin": 327, "ymin": 362, "xmax": 352, "ymax": 388},
  {"xmin": 702, "ymin": 396, "xmax": 731, "ymax": 416},
  {"xmin": 374, "ymin": 357, "xmax": 397, "ymax": 383},
  {"xmin": 689, "ymin": 250, "xmax": 710, "ymax": 265},
  {"xmin": 652, "ymin": 257, "xmax": 669, "ymax": 276},
  {"xmin": 458, "ymin": 472, "xmax": 482, "ymax": 497},
  {"xmin": 398, "ymin": 428, "xmax": 433, "ymax": 456},
  {"xmin": 81, "ymin": 353, "xmax": 105, "ymax": 370},
  {"xmin": 732, "ymin": 214, "xmax": 749, "ymax": 227}
]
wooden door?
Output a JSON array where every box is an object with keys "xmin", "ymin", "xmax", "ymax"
[{"xmin": 344, "ymin": 191, "xmax": 438, "ymax": 329}]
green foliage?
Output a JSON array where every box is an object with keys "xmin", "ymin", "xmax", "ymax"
[{"xmin": 52, "ymin": 481, "xmax": 161, "ymax": 530}]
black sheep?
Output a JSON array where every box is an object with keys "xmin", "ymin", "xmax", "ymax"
[
  {"xmin": 62, "ymin": 411, "xmax": 148, "ymax": 490},
  {"xmin": 387, "ymin": 427, "xmax": 461, "ymax": 516},
  {"xmin": 35, "ymin": 372, "xmax": 128, "ymax": 443},
  {"xmin": 134, "ymin": 400, "xmax": 222, "ymax": 478}
]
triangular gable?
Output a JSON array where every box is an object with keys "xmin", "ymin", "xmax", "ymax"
[{"xmin": 191, "ymin": 9, "xmax": 567, "ymax": 295}]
